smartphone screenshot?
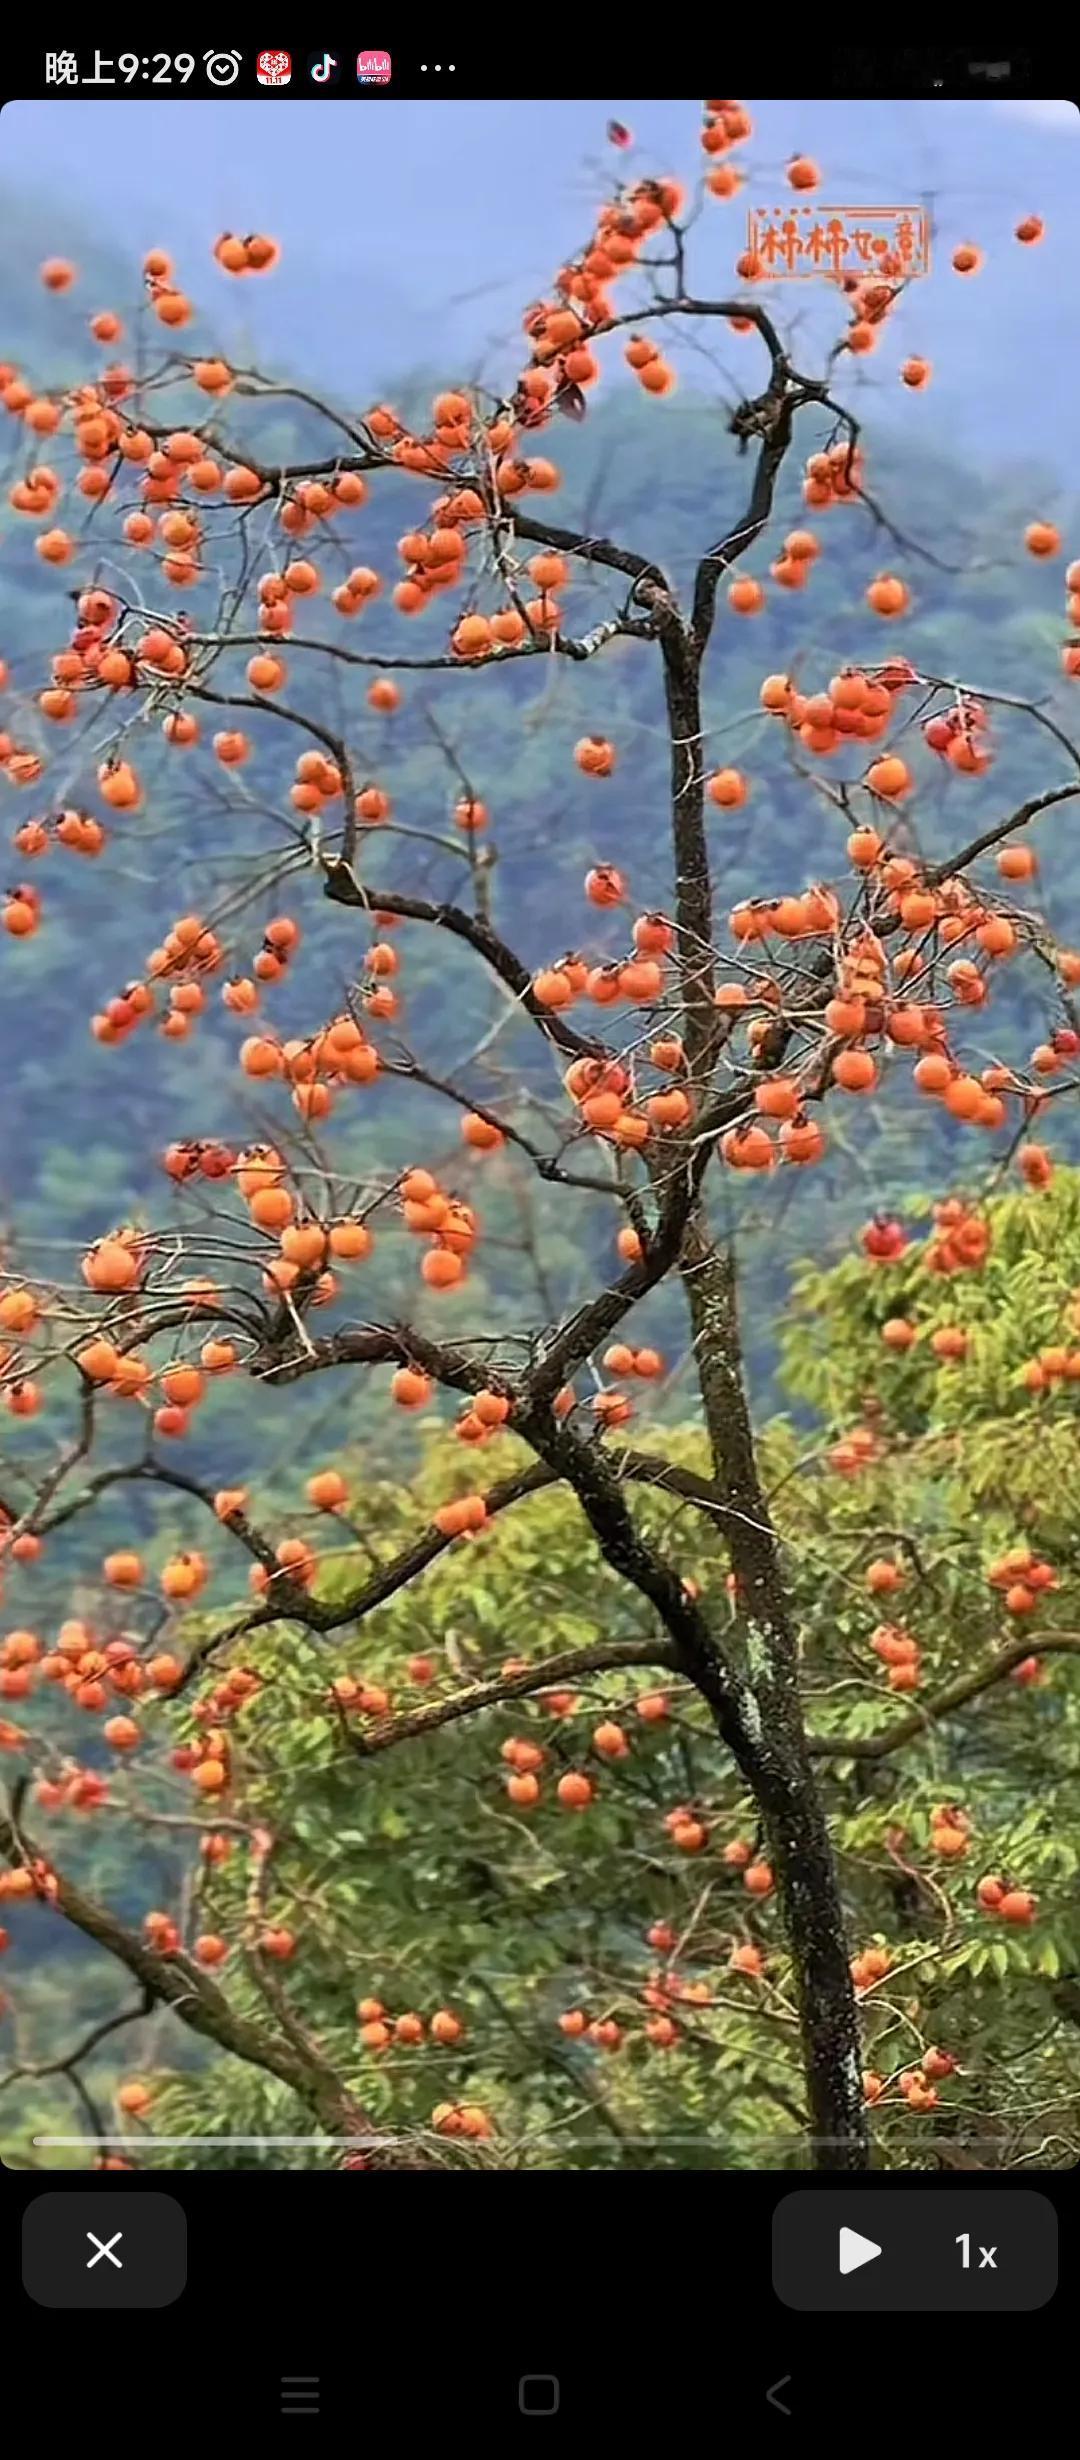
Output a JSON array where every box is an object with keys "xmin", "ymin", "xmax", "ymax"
[{"xmin": 0, "ymin": 42, "xmax": 1074, "ymax": 2430}]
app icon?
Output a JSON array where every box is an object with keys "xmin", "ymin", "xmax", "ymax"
[
  {"xmin": 357, "ymin": 51, "xmax": 392, "ymax": 84},
  {"xmin": 308, "ymin": 52, "xmax": 340, "ymax": 84},
  {"xmin": 256, "ymin": 50, "xmax": 292, "ymax": 86}
]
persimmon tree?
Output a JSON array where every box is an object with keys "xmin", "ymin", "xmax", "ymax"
[{"xmin": 1, "ymin": 104, "xmax": 1079, "ymax": 2172}]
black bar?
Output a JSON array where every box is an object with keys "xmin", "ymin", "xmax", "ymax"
[{"xmin": 0, "ymin": 43, "xmax": 1076, "ymax": 105}]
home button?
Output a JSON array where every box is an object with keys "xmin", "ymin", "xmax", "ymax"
[{"xmin": 518, "ymin": 2374, "xmax": 560, "ymax": 2415}]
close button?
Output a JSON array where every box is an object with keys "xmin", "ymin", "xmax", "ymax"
[{"xmin": 22, "ymin": 2191, "xmax": 187, "ymax": 2309}]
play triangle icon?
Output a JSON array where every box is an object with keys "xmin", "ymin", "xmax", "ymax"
[{"xmin": 839, "ymin": 2225, "xmax": 882, "ymax": 2275}]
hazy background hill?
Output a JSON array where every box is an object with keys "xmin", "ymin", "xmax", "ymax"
[{"xmin": 2, "ymin": 95, "xmax": 1079, "ymax": 468}]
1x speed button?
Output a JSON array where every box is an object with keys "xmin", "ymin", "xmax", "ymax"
[{"xmin": 773, "ymin": 2188, "xmax": 1057, "ymax": 2311}]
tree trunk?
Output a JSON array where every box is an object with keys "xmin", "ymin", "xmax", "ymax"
[{"xmin": 679, "ymin": 1216, "xmax": 870, "ymax": 2169}]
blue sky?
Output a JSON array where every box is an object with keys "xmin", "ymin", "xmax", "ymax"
[{"xmin": 1, "ymin": 96, "xmax": 1078, "ymax": 474}]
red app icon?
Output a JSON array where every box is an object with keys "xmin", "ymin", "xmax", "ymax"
[{"xmin": 257, "ymin": 51, "xmax": 292, "ymax": 86}]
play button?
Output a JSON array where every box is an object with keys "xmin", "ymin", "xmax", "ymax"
[{"xmin": 839, "ymin": 2226, "xmax": 882, "ymax": 2276}]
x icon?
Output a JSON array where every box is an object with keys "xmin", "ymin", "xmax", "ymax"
[{"xmin": 86, "ymin": 2230, "xmax": 123, "ymax": 2270}]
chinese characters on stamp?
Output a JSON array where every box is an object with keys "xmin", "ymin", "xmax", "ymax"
[{"xmin": 745, "ymin": 207, "xmax": 931, "ymax": 280}]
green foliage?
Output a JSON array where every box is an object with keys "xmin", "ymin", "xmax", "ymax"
[
  {"xmin": 8, "ymin": 1186, "xmax": 1080, "ymax": 2173},
  {"xmin": 783, "ymin": 1165, "xmax": 1080, "ymax": 1523}
]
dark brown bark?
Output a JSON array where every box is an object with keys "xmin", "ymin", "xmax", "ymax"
[
  {"xmin": 514, "ymin": 1407, "xmax": 754, "ymax": 1765},
  {"xmin": 678, "ymin": 1219, "xmax": 869, "ymax": 2170},
  {"xmin": 662, "ymin": 630, "xmax": 717, "ymax": 1073},
  {"xmin": 653, "ymin": 461, "xmax": 869, "ymax": 2165}
]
